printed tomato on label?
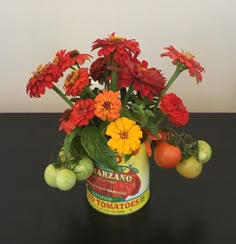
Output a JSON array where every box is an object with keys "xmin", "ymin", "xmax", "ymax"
[
  {"xmin": 87, "ymin": 166, "xmax": 141, "ymax": 200},
  {"xmin": 153, "ymin": 142, "xmax": 181, "ymax": 169}
]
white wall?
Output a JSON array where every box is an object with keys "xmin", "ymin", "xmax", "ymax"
[{"xmin": 0, "ymin": 0, "xmax": 235, "ymax": 112}]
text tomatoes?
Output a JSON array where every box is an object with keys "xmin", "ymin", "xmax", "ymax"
[{"xmin": 153, "ymin": 142, "xmax": 181, "ymax": 169}]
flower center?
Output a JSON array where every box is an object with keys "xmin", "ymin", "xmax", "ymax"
[
  {"xmin": 65, "ymin": 70, "xmax": 79, "ymax": 86},
  {"xmin": 109, "ymin": 35, "xmax": 124, "ymax": 42},
  {"xmin": 37, "ymin": 64, "xmax": 46, "ymax": 73},
  {"xmin": 53, "ymin": 56, "xmax": 59, "ymax": 65},
  {"xmin": 181, "ymin": 50, "xmax": 194, "ymax": 60},
  {"xmin": 103, "ymin": 101, "xmax": 111, "ymax": 110},
  {"xmin": 120, "ymin": 131, "xmax": 128, "ymax": 139},
  {"xmin": 62, "ymin": 109, "xmax": 72, "ymax": 121},
  {"xmin": 77, "ymin": 105, "xmax": 87, "ymax": 115}
]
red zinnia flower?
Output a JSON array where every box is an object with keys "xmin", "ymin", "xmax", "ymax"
[
  {"xmin": 53, "ymin": 49, "xmax": 92, "ymax": 74},
  {"xmin": 71, "ymin": 99, "xmax": 95, "ymax": 127},
  {"xmin": 161, "ymin": 45, "xmax": 205, "ymax": 83},
  {"xmin": 26, "ymin": 63, "xmax": 61, "ymax": 98},
  {"xmin": 64, "ymin": 68, "xmax": 90, "ymax": 97},
  {"xmin": 89, "ymin": 57, "xmax": 108, "ymax": 83},
  {"xmin": 52, "ymin": 49, "xmax": 71, "ymax": 74},
  {"xmin": 68, "ymin": 50, "xmax": 92, "ymax": 66},
  {"xmin": 118, "ymin": 58, "xmax": 166, "ymax": 100},
  {"xmin": 59, "ymin": 109, "xmax": 77, "ymax": 134},
  {"xmin": 91, "ymin": 32, "xmax": 140, "ymax": 62},
  {"xmin": 160, "ymin": 93, "xmax": 189, "ymax": 127}
]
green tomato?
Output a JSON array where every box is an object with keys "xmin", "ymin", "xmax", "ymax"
[
  {"xmin": 44, "ymin": 164, "xmax": 61, "ymax": 188},
  {"xmin": 58, "ymin": 147, "xmax": 74, "ymax": 163},
  {"xmin": 56, "ymin": 169, "xmax": 76, "ymax": 191},
  {"xmin": 73, "ymin": 156, "xmax": 94, "ymax": 181},
  {"xmin": 176, "ymin": 156, "xmax": 203, "ymax": 179},
  {"xmin": 198, "ymin": 140, "xmax": 212, "ymax": 164}
]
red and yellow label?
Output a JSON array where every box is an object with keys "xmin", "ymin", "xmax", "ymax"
[{"xmin": 86, "ymin": 144, "xmax": 150, "ymax": 215}]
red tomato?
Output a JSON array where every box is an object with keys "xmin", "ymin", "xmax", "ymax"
[{"xmin": 153, "ymin": 142, "xmax": 181, "ymax": 169}]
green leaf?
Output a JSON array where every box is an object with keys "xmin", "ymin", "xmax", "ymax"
[
  {"xmin": 146, "ymin": 121, "xmax": 159, "ymax": 138},
  {"xmin": 123, "ymin": 154, "xmax": 132, "ymax": 162},
  {"xmin": 120, "ymin": 107, "xmax": 136, "ymax": 121},
  {"xmin": 144, "ymin": 109, "xmax": 155, "ymax": 118},
  {"xmin": 81, "ymin": 126, "xmax": 118, "ymax": 172},
  {"xmin": 98, "ymin": 120, "xmax": 109, "ymax": 140}
]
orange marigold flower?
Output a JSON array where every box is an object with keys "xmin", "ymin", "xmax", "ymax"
[
  {"xmin": 59, "ymin": 109, "xmax": 77, "ymax": 134},
  {"xmin": 160, "ymin": 93, "xmax": 189, "ymax": 127},
  {"xmin": 94, "ymin": 90, "xmax": 121, "ymax": 121},
  {"xmin": 161, "ymin": 45, "xmax": 205, "ymax": 83},
  {"xmin": 71, "ymin": 99, "xmax": 95, "ymax": 127},
  {"xmin": 64, "ymin": 68, "xmax": 90, "ymax": 97},
  {"xmin": 26, "ymin": 63, "xmax": 61, "ymax": 98},
  {"xmin": 91, "ymin": 32, "xmax": 140, "ymax": 62},
  {"xmin": 118, "ymin": 58, "xmax": 166, "ymax": 100}
]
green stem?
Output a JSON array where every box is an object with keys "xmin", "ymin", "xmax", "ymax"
[
  {"xmin": 111, "ymin": 64, "xmax": 118, "ymax": 91},
  {"xmin": 84, "ymin": 87, "xmax": 96, "ymax": 98},
  {"xmin": 160, "ymin": 67, "xmax": 182, "ymax": 99},
  {"xmin": 53, "ymin": 85, "xmax": 74, "ymax": 107},
  {"xmin": 123, "ymin": 84, "xmax": 134, "ymax": 106},
  {"xmin": 154, "ymin": 67, "xmax": 182, "ymax": 112}
]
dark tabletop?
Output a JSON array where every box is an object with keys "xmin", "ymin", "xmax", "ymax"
[{"xmin": 0, "ymin": 113, "xmax": 235, "ymax": 244}]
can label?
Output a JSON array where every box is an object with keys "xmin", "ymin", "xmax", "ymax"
[{"xmin": 86, "ymin": 144, "xmax": 150, "ymax": 215}]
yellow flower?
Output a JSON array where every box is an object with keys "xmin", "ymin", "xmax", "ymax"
[{"xmin": 105, "ymin": 117, "xmax": 142, "ymax": 155}]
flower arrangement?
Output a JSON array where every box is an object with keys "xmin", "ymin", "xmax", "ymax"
[{"xmin": 26, "ymin": 32, "xmax": 212, "ymax": 192}]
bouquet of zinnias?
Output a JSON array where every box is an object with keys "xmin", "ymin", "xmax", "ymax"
[{"xmin": 26, "ymin": 32, "xmax": 212, "ymax": 191}]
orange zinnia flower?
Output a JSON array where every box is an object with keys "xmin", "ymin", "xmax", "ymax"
[
  {"xmin": 94, "ymin": 90, "xmax": 121, "ymax": 121},
  {"xmin": 161, "ymin": 45, "xmax": 205, "ymax": 83}
]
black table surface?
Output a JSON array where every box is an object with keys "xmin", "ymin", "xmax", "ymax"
[{"xmin": 1, "ymin": 113, "xmax": 236, "ymax": 244}]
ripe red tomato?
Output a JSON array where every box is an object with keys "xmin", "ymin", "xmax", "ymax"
[{"xmin": 153, "ymin": 142, "xmax": 181, "ymax": 169}]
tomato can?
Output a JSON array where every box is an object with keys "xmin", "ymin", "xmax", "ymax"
[{"xmin": 86, "ymin": 144, "xmax": 150, "ymax": 215}]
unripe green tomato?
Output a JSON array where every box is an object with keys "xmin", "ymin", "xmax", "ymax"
[
  {"xmin": 44, "ymin": 164, "xmax": 61, "ymax": 188},
  {"xmin": 73, "ymin": 156, "xmax": 94, "ymax": 181},
  {"xmin": 56, "ymin": 169, "xmax": 77, "ymax": 191},
  {"xmin": 58, "ymin": 147, "xmax": 73, "ymax": 163},
  {"xmin": 197, "ymin": 140, "xmax": 212, "ymax": 164},
  {"xmin": 176, "ymin": 156, "xmax": 203, "ymax": 179}
]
